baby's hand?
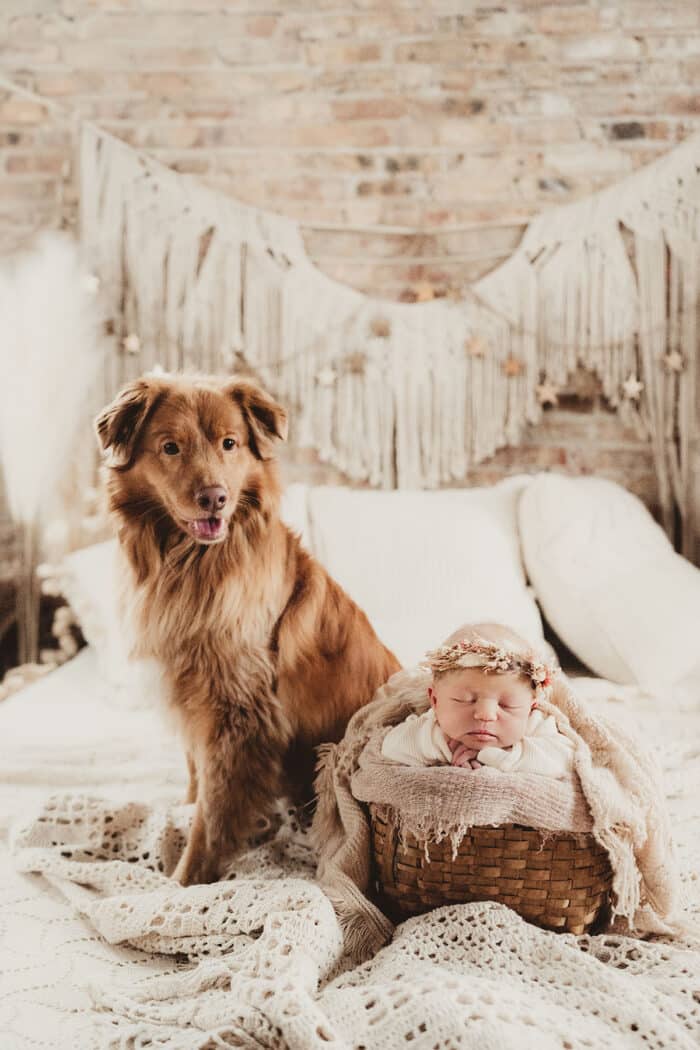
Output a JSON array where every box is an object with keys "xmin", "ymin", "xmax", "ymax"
[{"xmin": 450, "ymin": 743, "xmax": 481, "ymax": 769}]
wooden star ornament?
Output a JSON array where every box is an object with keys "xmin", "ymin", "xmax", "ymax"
[
  {"xmin": 536, "ymin": 381, "xmax": 559, "ymax": 407},
  {"xmin": 465, "ymin": 335, "xmax": 486, "ymax": 358},
  {"xmin": 502, "ymin": 355, "xmax": 525, "ymax": 378},
  {"xmin": 343, "ymin": 351, "xmax": 367, "ymax": 377},
  {"xmin": 370, "ymin": 316, "xmax": 391, "ymax": 339},
  {"xmin": 316, "ymin": 366, "xmax": 337, "ymax": 388},
  {"xmin": 414, "ymin": 282, "xmax": 435, "ymax": 303},
  {"xmin": 663, "ymin": 351, "xmax": 684, "ymax": 373},
  {"xmin": 622, "ymin": 373, "xmax": 644, "ymax": 400}
]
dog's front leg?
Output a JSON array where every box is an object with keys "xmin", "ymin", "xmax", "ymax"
[
  {"xmin": 184, "ymin": 752, "xmax": 198, "ymax": 804},
  {"xmin": 173, "ymin": 695, "xmax": 292, "ymax": 886}
]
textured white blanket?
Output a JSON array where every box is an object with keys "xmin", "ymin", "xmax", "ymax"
[{"xmin": 3, "ymin": 662, "xmax": 700, "ymax": 1050}]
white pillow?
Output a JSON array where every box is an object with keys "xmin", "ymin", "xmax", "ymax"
[
  {"xmin": 59, "ymin": 539, "xmax": 157, "ymax": 708},
  {"xmin": 519, "ymin": 473, "xmax": 700, "ymax": 699},
  {"xmin": 307, "ymin": 478, "xmax": 544, "ymax": 668},
  {"xmin": 59, "ymin": 484, "xmax": 312, "ymax": 702},
  {"xmin": 280, "ymin": 482, "xmax": 312, "ymax": 549},
  {"xmin": 60, "ymin": 539, "xmax": 126, "ymax": 679}
]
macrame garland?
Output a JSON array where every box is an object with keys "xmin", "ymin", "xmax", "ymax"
[
  {"xmin": 79, "ymin": 124, "xmax": 700, "ymax": 553},
  {"xmin": 475, "ymin": 137, "xmax": 700, "ymax": 553},
  {"xmin": 79, "ymin": 125, "xmax": 305, "ymax": 403}
]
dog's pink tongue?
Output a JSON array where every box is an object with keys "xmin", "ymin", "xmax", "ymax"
[{"xmin": 192, "ymin": 517, "xmax": 223, "ymax": 540}]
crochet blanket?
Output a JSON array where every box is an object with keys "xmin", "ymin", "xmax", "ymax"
[
  {"xmin": 6, "ymin": 672, "xmax": 700, "ymax": 1049},
  {"xmin": 313, "ymin": 668, "xmax": 688, "ymax": 961}
]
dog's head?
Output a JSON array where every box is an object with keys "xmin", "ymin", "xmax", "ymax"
[{"xmin": 95, "ymin": 373, "xmax": 287, "ymax": 545}]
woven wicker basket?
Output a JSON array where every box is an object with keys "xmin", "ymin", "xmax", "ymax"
[{"xmin": 370, "ymin": 804, "xmax": 613, "ymax": 935}]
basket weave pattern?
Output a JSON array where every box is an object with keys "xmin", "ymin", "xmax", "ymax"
[{"xmin": 370, "ymin": 804, "xmax": 613, "ymax": 935}]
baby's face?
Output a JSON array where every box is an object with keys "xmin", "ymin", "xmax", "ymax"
[{"xmin": 429, "ymin": 667, "xmax": 534, "ymax": 749}]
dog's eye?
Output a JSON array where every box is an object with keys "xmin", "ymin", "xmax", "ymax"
[
  {"xmin": 163, "ymin": 441, "xmax": 180, "ymax": 456},
  {"xmin": 222, "ymin": 437, "xmax": 237, "ymax": 451}
]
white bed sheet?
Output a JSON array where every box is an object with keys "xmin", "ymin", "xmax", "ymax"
[
  {"xmin": 0, "ymin": 649, "xmax": 189, "ymax": 1050},
  {"xmin": 0, "ymin": 649, "xmax": 698, "ymax": 1049}
]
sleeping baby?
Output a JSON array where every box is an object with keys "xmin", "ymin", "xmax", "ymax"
[{"xmin": 381, "ymin": 622, "xmax": 574, "ymax": 777}]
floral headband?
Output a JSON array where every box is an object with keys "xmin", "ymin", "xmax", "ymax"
[{"xmin": 422, "ymin": 638, "xmax": 555, "ymax": 698}]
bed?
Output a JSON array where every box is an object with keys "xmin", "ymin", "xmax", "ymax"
[{"xmin": 1, "ymin": 476, "xmax": 699, "ymax": 1049}]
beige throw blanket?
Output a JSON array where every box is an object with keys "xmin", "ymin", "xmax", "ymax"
[
  {"xmin": 5, "ymin": 666, "xmax": 700, "ymax": 1047},
  {"xmin": 313, "ymin": 667, "xmax": 687, "ymax": 961}
]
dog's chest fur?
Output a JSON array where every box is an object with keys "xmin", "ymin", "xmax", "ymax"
[{"xmin": 124, "ymin": 539, "xmax": 287, "ymax": 672}]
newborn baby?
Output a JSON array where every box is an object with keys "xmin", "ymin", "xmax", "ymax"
[{"xmin": 381, "ymin": 622, "xmax": 575, "ymax": 778}]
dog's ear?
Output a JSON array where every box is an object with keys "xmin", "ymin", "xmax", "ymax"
[
  {"xmin": 224, "ymin": 378, "xmax": 288, "ymax": 461},
  {"xmin": 94, "ymin": 379, "xmax": 160, "ymax": 468}
]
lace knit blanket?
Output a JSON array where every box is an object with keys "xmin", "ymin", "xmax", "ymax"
[{"xmin": 6, "ymin": 677, "xmax": 700, "ymax": 1049}]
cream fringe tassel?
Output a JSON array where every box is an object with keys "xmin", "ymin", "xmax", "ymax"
[{"xmin": 80, "ymin": 124, "xmax": 700, "ymax": 555}]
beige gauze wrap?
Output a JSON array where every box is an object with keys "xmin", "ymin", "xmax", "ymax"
[{"xmin": 312, "ymin": 667, "xmax": 689, "ymax": 962}]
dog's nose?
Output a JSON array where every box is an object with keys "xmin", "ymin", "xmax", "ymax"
[{"xmin": 196, "ymin": 486, "xmax": 227, "ymax": 513}]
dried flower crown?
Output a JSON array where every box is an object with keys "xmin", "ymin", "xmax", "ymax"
[{"xmin": 423, "ymin": 638, "xmax": 554, "ymax": 696}]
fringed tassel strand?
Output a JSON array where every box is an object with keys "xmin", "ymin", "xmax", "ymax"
[{"xmin": 79, "ymin": 123, "xmax": 700, "ymax": 555}]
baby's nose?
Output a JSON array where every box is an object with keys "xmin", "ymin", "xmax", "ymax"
[{"xmin": 474, "ymin": 701, "xmax": 498, "ymax": 721}]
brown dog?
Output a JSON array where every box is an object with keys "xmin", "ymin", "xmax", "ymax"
[{"xmin": 95, "ymin": 372, "xmax": 399, "ymax": 885}]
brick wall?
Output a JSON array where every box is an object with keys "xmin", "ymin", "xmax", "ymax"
[{"xmin": 2, "ymin": 0, "xmax": 700, "ymax": 533}]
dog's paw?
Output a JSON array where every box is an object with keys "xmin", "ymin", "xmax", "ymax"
[{"xmin": 172, "ymin": 849, "xmax": 220, "ymax": 886}]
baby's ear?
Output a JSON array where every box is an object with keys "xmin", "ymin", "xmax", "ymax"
[{"xmin": 428, "ymin": 686, "xmax": 437, "ymax": 708}]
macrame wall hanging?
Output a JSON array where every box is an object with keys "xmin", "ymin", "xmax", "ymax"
[{"xmin": 79, "ymin": 123, "xmax": 700, "ymax": 557}]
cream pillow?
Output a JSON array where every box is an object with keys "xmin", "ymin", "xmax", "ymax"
[
  {"xmin": 59, "ymin": 539, "xmax": 159, "ymax": 708},
  {"xmin": 59, "ymin": 539, "xmax": 127, "ymax": 683},
  {"xmin": 59, "ymin": 484, "xmax": 312, "ymax": 701},
  {"xmin": 307, "ymin": 477, "xmax": 544, "ymax": 668},
  {"xmin": 519, "ymin": 473, "xmax": 700, "ymax": 699}
]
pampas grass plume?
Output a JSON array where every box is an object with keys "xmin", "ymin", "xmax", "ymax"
[
  {"xmin": 0, "ymin": 232, "xmax": 105, "ymax": 525},
  {"xmin": 0, "ymin": 232, "xmax": 106, "ymax": 664}
]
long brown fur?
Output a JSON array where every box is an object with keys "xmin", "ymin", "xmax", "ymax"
[{"xmin": 95, "ymin": 372, "xmax": 400, "ymax": 885}]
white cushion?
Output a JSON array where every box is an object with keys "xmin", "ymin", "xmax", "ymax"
[
  {"xmin": 308, "ymin": 477, "xmax": 544, "ymax": 667},
  {"xmin": 519, "ymin": 473, "xmax": 700, "ymax": 699},
  {"xmin": 61, "ymin": 480, "xmax": 546, "ymax": 691},
  {"xmin": 59, "ymin": 484, "xmax": 312, "ymax": 702},
  {"xmin": 60, "ymin": 539, "xmax": 126, "ymax": 679},
  {"xmin": 280, "ymin": 482, "xmax": 312, "ymax": 549},
  {"xmin": 59, "ymin": 539, "xmax": 157, "ymax": 708}
]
